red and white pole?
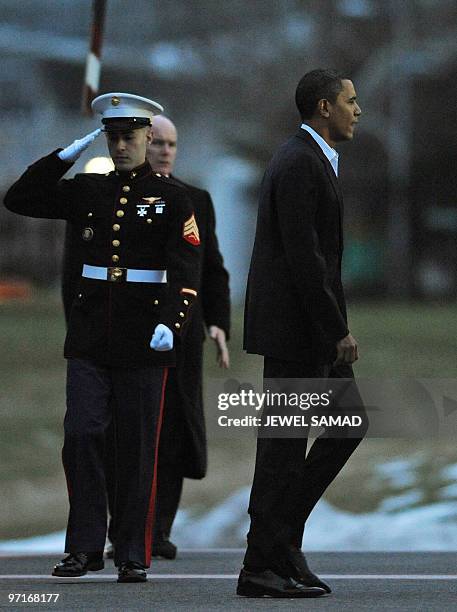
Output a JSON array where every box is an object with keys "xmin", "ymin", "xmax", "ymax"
[{"xmin": 82, "ymin": 0, "xmax": 107, "ymax": 116}]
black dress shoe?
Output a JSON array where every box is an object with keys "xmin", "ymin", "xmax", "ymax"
[
  {"xmin": 286, "ymin": 548, "xmax": 332, "ymax": 593},
  {"xmin": 117, "ymin": 562, "xmax": 147, "ymax": 583},
  {"xmin": 152, "ymin": 536, "xmax": 177, "ymax": 560},
  {"xmin": 236, "ymin": 568, "xmax": 326, "ymax": 598},
  {"xmin": 52, "ymin": 552, "xmax": 104, "ymax": 577}
]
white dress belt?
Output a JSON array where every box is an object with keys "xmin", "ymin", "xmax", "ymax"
[{"xmin": 82, "ymin": 264, "xmax": 167, "ymax": 283}]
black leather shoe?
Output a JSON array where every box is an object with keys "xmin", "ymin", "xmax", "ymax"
[
  {"xmin": 52, "ymin": 552, "xmax": 104, "ymax": 577},
  {"xmin": 237, "ymin": 568, "xmax": 326, "ymax": 598},
  {"xmin": 152, "ymin": 536, "xmax": 177, "ymax": 560},
  {"xmin": 117, "ymin": 562, "xmax": 147, "ymax": 583},
  {"xmin": 286, "ymin": 548, "xmax": 332, "ymax": 593}
]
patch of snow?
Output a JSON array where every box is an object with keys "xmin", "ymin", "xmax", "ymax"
[
  {"xmin": 3, "ymin": 487, "xmax": 457, "ymax": 553},
  {"xmin": 441, "ymin": 463, "xmax": 457, "ymax": 480},
  {"xmin": 379, "ymin": 490, "xmax": 423, "ymax": 512},
  {"xmin": 375, "ymin": 458, "xmax": 421, "ymax": 488}
]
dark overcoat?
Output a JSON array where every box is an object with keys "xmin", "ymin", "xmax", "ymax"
[{"xmin": 244, "ymin": 129, "xmax": 349, "ymax": 365}]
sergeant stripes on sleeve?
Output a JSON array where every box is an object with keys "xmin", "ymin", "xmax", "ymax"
[{"xmin": 183, "ymin": 213, "xmax": 200, "ymax": 245}]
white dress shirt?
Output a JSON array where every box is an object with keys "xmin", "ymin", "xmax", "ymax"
[{"xmin": 300, "ymin": 123, "xmax": 339, "ymax": 177}]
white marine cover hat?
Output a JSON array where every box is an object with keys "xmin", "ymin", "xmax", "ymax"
[{"xmin": 91, "ymin": 92, "xmax": 164, "ymax": 131}]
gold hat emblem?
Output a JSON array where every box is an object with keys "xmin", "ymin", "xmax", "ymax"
[{"xmin": 111, "ymin": 96, "xmax": 121, "ymax": 106}]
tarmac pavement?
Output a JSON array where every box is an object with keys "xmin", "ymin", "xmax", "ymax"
[{"xmin": 1, "ymin": 551, "xmax": 457, "ymax": 611}]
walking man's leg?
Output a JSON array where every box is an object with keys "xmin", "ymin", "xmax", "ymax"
[
  {"xmin": 53, "ymin": 358, "xmax": 112, "ymax": 577},
  {"xmin": 112, "ymin": 365, "xmax": 168, "ymax": 581}
]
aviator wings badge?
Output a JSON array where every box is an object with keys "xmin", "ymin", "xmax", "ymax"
[{"xmin": 142, "ymin": 196, "xmax": 166, "ymax": 214}]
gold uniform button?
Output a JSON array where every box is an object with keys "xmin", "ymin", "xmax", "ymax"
[
  {"xmin": 78, "ymin": 293, "xmax": 82, "ymax": 298},
  {"xmin": 147, "ymin": 218, "xmax": 152, "ymax": 224},
  {"xmin": 113, "ymin": 224, "xmax": 120, "ymax": 231},
  {"xmin": 112, "ymin": 255, "xmax": 120, "ymax": 263},
  {"xmin": 116, "ymin": 210, "xmax": 124, "ymax": 218},
  {"xmin": 130, "ymin": 171, "xmax": 137, "ymax": 178},
  {"xmin": 183, "ymin": 299, "xmax": 189, "ymax": 306},
  {"xmin": 119, "ymin": 197, "xmax": 128, "ymax": 205},
  {"xmin": 122, "ymin": 185, "xmax": 130, "ymax": 193},
  {"xmin": 155, "ymin": 172, "xmax": 161, "ymax": 177},
  {"xmin": 87, "ymin": 212, "xmax": 93, "ymax": 217},
  {"xmin": 153, "ymin": 299, "xmax": 159, "ymax": 305},
  {"xmin": 112, "ymin": 240, "xmax": 120, "ymax": 247},
  {"xmin": 174, "ymin": 323, "xmax": 181, "ymax": 329},
  {"xmin": 179, "ymin": 312, "xmax": 185, "ymax": 318}
]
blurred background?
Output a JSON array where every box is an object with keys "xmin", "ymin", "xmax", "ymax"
[{"xmin": 1, "ymin": 0, "xmax": 457, "ymax": 552}]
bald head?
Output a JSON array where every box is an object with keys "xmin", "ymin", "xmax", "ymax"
[{"xmin": 147, "ymin": 115, "xmax": 178, "ymax": 176}]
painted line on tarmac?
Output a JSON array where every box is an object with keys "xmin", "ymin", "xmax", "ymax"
[
  {"xmin": 180, "ymin": 549, "xmax": 246, "ymax": 553},
  {"xmin": 2, "ymin": 574, "xmax": 457, "ymax": 581}
]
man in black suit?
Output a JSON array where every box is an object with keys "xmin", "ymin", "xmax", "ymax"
[
  {"xmin": 62, "ymin": 115, "xmax": 231, "ymax": 560},
  {"xmin": 238, "ymin": 69, "xmax": 367, "ymax": 598}
]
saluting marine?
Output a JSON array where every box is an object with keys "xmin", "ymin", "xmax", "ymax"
[{"xmin": 3, "ymin": 93, "xmax": 200, "ymax": 583}]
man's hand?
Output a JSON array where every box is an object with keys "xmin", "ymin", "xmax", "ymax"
[
  {"xmin": 208, "ymin": 325, "xmax": 229, "ymax": 368},
  {"xmin": 150, "ymin": 324, "xmax": 174, "ymax": 351},
  {"xmin": 57, "ymin": 128, "xmax": 102, "ymax": 163},
  {"xmin": 334, "ymin": 333, "xmax": 359, "ymax": 365}
]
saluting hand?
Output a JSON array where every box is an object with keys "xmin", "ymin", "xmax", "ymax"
[
  {"xmin": 334, "ymin": 333, "xmax": 359, "ymax": 366},
  {"xmin": 57, "ymin": 128, "xmax": 102, "ymax": 163},
  {"xmin": 208, "ymin": 325, "xmax": 230, "ymax": 369}
]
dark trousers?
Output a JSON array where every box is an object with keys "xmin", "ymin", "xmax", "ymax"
[
  {"xmin": 105, "ymin": 364, "xmax": 185, "ymax": 544},
  {"xmin": 152, "ymin": 366, "xmax": 186, "ymax": 539},
  {"xmin": 243, "ymin": 358, "xmax": 368, "ymax": 573},
  {"xmin": 62, "ymin": 358, "xmax": 168, "ymax": 567},
  {"xmin": 153, "ymin": 466, "xmax": 184, "ymax": 539},
  {"xmin": 106, "ymin": 434, "xmax": 184, "ymax": 545}
]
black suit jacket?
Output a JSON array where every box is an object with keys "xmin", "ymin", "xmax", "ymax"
[{"xmin": 244, "ymin": 128, "xmax": 349, "ymax": 364}]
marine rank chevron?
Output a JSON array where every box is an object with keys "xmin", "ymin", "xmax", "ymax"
[{"xmin": 183, "ymin": 213, "xmax": 200, "ymax": 245}]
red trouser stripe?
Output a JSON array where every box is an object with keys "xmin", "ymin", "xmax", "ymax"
[{"xmin": 144, "ymin": 367, "xmax": 168, "ymax": 565}]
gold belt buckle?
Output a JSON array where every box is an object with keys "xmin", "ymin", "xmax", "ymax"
[{"xmin": 107, "ymin": 267, "xmax": 126, "ymax": 282}]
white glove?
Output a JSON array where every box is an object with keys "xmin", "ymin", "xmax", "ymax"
[
  {"xmin": 150, "ymin": 324, "xmax": 174, "ymax": 351},
  {"xmin": 57, "ymin": 128, "xmax": 102, "ymax": 162}
]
